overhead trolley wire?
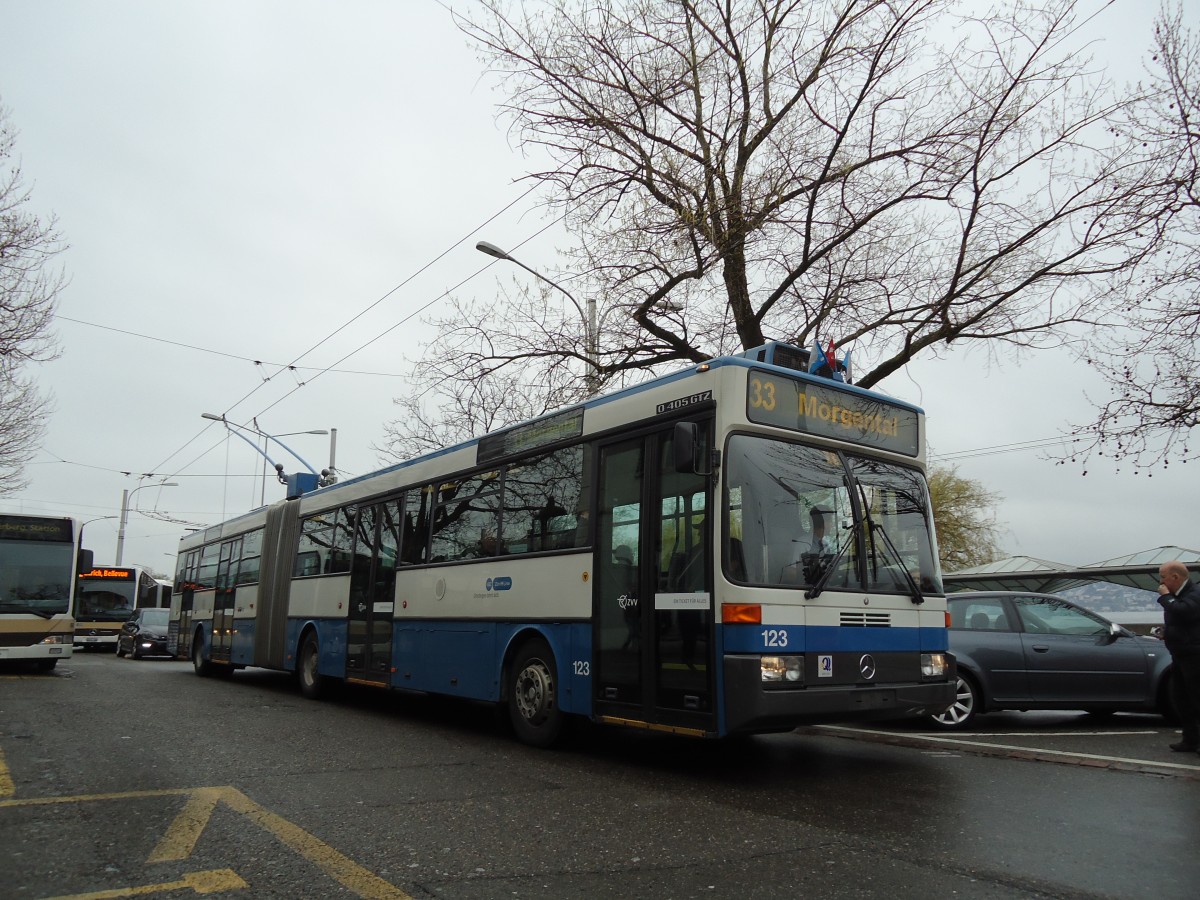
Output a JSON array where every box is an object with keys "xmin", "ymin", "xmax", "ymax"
[{"xmin": 147, "ymin": 176, "xmax": 556, "ymax": 480}]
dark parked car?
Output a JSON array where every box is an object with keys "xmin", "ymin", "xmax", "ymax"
[
  {"xmin": 116, "ymin": 607, "xmax": 171, "ymax": 659},
  {"xmin": 933, "ymin": 591, "xmax": 1175, "ymax": 729}
]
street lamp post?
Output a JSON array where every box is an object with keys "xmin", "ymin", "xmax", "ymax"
[
  {"xmin": 116, "ymin": 483, "xmax": 178, "ymax": 566},
  {"xmin": 78, "ymin": 515, "xmax": 118, "ymax": 570},
  {"xmin": 476, "ymin": 240, "xmax": 599, "ymax": 395}
]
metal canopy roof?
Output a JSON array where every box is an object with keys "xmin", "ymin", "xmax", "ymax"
[{"xmin": 943, "ymin": 546, "xmax": 1200, "ymax": 594}]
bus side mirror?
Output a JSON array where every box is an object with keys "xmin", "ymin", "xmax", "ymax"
[
  {"xmin": 673, "ymin": 421, "xmax": 717, "ymax": 475},
  {"xmin": 77, "ymin": 548, "xmax": 94, "ymax": 575},
  {"xmin": 674, "ymin": 422, "xmax": 699, "ymax": 473}
]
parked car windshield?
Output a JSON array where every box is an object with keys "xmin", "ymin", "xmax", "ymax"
[{"xmin": 138, "ymin": 608, "xmax": 169, "ymax": 627}]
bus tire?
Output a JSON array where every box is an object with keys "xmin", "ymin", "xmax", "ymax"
[
  {"xmin": 297, "ymin": 631, "xmax": 327, "ymax": 700},
  {"xmin": 36, "ymin": 659, "xmax": 57, "ymax": 672},
  {"xmin": 507, "ymin": 637, "xmax": 563, "ymax": 748},
  {"xmin": 192, "ymin": 631, "xmax": 213, "ymax": 677}
]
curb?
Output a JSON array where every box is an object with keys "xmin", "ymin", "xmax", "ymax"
[{"xmin": 799, "ymin": 724, "xmax": 1200, "ymax": 780}]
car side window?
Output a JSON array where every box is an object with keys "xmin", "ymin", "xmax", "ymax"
[
  {"xmin": 1014, "ymin": 596, "xmax": 1107, "ymax": 636},
  {"xmin": 951, "ymin": 599, "xmax": 1011, "ymax": 631}
]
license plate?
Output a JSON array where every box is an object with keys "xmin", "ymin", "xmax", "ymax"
[{"xmin": 83, "ymin": 637, "xmax": 99, "ymax": 642}]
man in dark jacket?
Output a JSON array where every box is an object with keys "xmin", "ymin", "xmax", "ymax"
[{"xmin": 1157, "ymin": 561, "xmax": 1200, "ymax": 753}]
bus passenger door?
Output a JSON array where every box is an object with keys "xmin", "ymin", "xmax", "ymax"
[
  {"xmin": 592, "ymin": 425, "xmax": 714, "ymax": 735},
  {"xmin": 345, "ymin": 500, "xmax": 399, "ymax": 684},
  {"xmin": 212, "ymin": 538, "xmax": 240, "ymax": 663}
]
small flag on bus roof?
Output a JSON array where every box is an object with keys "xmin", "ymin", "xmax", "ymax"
[{"xmin": 808, "ymin": 339, "xmax": 850, "ymax": 383}]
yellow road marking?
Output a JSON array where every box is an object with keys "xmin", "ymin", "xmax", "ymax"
[
  {"xmin": 148, "ymin": 787, "xmax": 223, "ymax": 862},
  {"xmin": 1, "ymin": 789, "xmax": 190, "ymax": 809},
  {"xmin": 219, "ymin": 787, "xmax": 412, "ymax": 900},
  {"xmin": 41, "ymin": 868, "xmax": 248, "ymax": 899},
  {"xmin": 1, "ymin": 786, "xmax": 413, "ymax": 899},
  {"xmin": 0, "ymin": 746, "xmax": 12, "ymax": 798}
]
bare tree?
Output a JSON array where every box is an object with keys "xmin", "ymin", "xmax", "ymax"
[
  {"xmin": 1069, "ymin": 2, "xmax": 1199, "ymax": 470},
  {"xmin": 377, "ymin": 291, "xmax": 583, "ymax": 460},
  {"xmin": 385, "ymin": 0, "xmax": 1171, "ymax": 456},
  {"xmin": 928, "ymin": 464, "xmax": 1004, "ymax": 572},
  {"xmin": 0, "ymin": 101, "xmax": 65, "ymax": 494}
]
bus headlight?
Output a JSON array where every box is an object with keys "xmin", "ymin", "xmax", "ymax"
[
  {"xmin": 761, "ymin": 655, "xmax": 804, "ymax": 686},
  {"xmin": 921, "ymin": 652, "xmax": 948, "ymax": 678},
  {"xmin": 40, "ymin": 634, "xmax": 71, "ymax": 645}
]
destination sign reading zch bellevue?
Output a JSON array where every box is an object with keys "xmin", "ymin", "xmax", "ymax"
[{"xmin": 746, "ymin": 370, "xmax": 920, "ymax": 457}]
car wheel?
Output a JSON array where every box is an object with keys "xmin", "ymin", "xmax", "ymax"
[
  {"xmin": 115, "ymin": 640, "xmax": 124, "ymax": 658},
  {"xmin": 297, "ymin": 632, "xmax": 327, "ymax": 700},
  {"xmin": 507, "ymin": 637, "xmax": 564, "ymax": 748},
  {"xmin": 931, "ymin": 672, "xmax": 980, "ymax": 729},
  {"xmin": 130, "ymin": 641, "xmax": 141, "ymax": 660},
  {"xmin": 192, "ymin": 632, "xmax": 212, "ymax": 677}
]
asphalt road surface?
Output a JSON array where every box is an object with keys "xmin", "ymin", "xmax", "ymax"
[{"xmin": 2, "ymin": 652, "xmax": 1198, "ymax": 899}]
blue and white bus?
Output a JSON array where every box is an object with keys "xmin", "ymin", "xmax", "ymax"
[
  {"xmin": 0, "ymin": 514, "xmax": 81, "ymax": 670},
  {"xmin": 170, "ymin": 346, "xmax": 953, "ymax": 745}
]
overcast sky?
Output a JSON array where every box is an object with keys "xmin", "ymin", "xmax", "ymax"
[{"xmin": 1, "ymin": 0, "xmax": 1195, "ymax": 577}]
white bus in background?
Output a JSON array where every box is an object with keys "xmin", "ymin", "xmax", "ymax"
[
  {"xmin": 0, "ymin": 514, "xmax": 83, "ymax": 670},
  {"xmin": 75, "ymin": 565, "xmax": 171, "ymax": 650}
]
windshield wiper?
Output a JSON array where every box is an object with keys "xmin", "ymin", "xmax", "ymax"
[
  {"xmin": 1, "ymin": 605, "xmax": 56, "ymax": 619},
  {"xmin": 865, "ymin": 516, "xmax": 925, "ymax": 605},
  {"xmin": 853, "ymin": 481, "xmax": 924, "ymax": 605},
  {"xmin": 804, "ymin": 525, "xmax": 855, "ymax": 600}
]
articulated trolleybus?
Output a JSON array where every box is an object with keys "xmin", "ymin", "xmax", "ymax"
[
  {"xmin": 75, "ymin": 566, "xmax": 171, "ymax": 650},
  {"xmin": 0, "ymin": 514, "xmax": 81, "ymax": 670},
  {"xmin": 171, "ymin": 344, "xmax": 954, "ymax": 746}
]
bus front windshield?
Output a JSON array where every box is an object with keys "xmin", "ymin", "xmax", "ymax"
[
  {"xmin": 724, "ymin": 434, "xmax": 943, "ymax": 595},
  {"xmin": 77, "ymin": 583, "xmax": 136, "ymax": 620},
  {"xmin": 0, "ymin": 540, "xmax": 74, "ymax": 615}
]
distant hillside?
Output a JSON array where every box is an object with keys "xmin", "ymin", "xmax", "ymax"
[{"xmin": 1061, "ymin": 580, "xmax": 1160, "ymax": 614}]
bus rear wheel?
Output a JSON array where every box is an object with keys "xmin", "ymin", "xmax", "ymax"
[
  {"xmin": 507, "ymin": 637, "xmax": 563, "ymax": 748},
  {"xmin": 192, "ymin": 632, "xmax": 212, "ymax": 677},
  {"xmin": 298, "ymin": 632, "xmax": 327, "ymax": 700}
]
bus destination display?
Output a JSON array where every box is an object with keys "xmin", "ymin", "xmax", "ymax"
[
  {"xmin": 746, "ymin": 370, "xmax": 920, "ymax": 456},
  {"xmin": 80, "ymin": 567, "xmax": 136, "ymax": 581},
  {"xmin": 0, "ymin": 515, "xmax": 74, "ymax": 543}
]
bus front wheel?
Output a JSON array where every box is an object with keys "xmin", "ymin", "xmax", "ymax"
[
  {"xmin": 298, "ymin": 632, "xmax": 327, "ymax": 700},
  {"xmin": 507, "ymin": 637, "xmax": 563, "ymax": 748}
]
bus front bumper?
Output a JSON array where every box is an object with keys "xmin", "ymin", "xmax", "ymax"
[{"xmin": 722, "ymin": 653, "xmax": 957, "ymax": 734}]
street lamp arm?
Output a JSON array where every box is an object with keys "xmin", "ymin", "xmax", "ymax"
[
  {"xmin": 477, "ymin": 241, "xmax": 588, "ymax": 325},
  {"xmin": 476, "ymin": 240, "xmax": 599, "ymax": 395},
  {"xmin": 116, "ymin": 482, "xmax": 178, "ymax": 566}
]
